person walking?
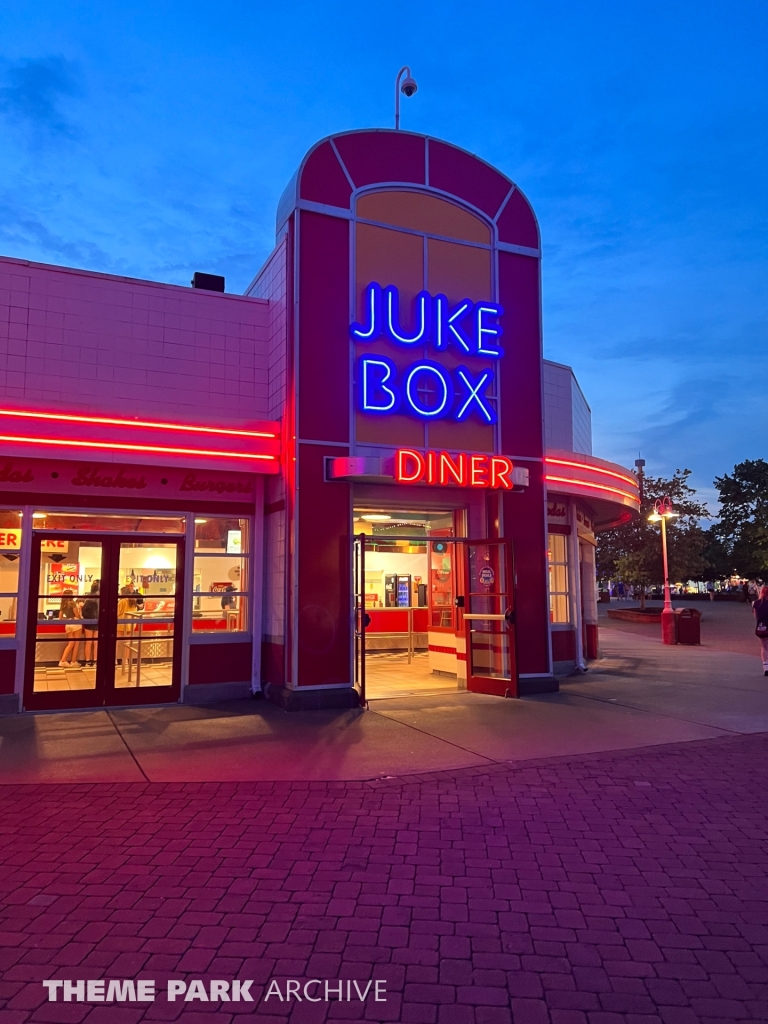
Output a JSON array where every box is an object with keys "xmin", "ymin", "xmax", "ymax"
[
  {"xmin": 707, "ymin": 581, "xmax": 715, "ymax": 602},
  {"xmin": 753, "ymin": 585, "xmax": 768, "ymax": 676},
  {"xmin": 58, "ymin": 590, "xmax": 82, "ymax": 668}
]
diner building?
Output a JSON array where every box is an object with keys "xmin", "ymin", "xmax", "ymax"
[{"xmin": 0, "ymin": 128, "xmax": 639, "ymax": 714}]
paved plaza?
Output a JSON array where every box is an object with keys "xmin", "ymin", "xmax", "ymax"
[{"xmin": 1, "ymin": 602, "xmax": 767, "ymax": 1022}]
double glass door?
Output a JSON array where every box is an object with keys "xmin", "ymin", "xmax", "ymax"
[{"xmin": 24, "ymin": 534, "xmax": 184, "ymax": 710}]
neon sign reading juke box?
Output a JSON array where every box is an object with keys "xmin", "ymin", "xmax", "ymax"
[{"xmin": 351, "ymin": 283, "xmax": 503, "ymax": 424}]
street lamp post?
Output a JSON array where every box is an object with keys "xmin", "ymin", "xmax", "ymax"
[{"xmin": 648, "ymin": 496, "xmax": 679, "ymax": 645}]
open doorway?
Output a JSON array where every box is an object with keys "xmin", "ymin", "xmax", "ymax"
[
  {"xmin": 353, "ymin": 508, "xmax": 463, "ymax": 699},
  {"xmin": 353, "ymin": 509, "xmax": 518, "ymax": 703}
]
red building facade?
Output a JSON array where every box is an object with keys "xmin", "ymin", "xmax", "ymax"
[{"xmin": 0, "ymin": 129, "xmax": 638, "ymax": 714}]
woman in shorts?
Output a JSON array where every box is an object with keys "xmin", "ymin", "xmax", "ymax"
[{"xmin": 58, "ymin": 590, "xmax": 82, "ymax": 668}]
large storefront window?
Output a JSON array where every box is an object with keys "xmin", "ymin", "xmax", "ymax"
[
  {"xmin": 0, "ymin": 511, "xmax": 22, "ymax": 638},
  {"xmin": 193, "ymin": 518, "xmax": 250, "ymax": 633},
  {"xmin": 548, "ymin": 532, "xmax": 571, "ymax": 624}
]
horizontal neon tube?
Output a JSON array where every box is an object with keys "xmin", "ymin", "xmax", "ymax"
[
  {"xmin": 545, "ymin": 457, "xmax": 636, "ymax": 488},
  {"xmin": 0, "ymin": 407, "xmax": 275, "ymax": 439},
  {"xmin": 0, "ymin": 433, "xmax": 275, "ymax": 462},
  {"xmin": 545, "ymin": 474, "xmax": 639, "ymax": 503}
]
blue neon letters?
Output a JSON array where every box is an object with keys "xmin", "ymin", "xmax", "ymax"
[
  {"xmin": 358, "ymin": 357, "xmax": 496, "ymax": 423},
  {"xmin": 351, "ymin": 282, "xmax": 503, "ymax": 357},
  {"xmin": 352, "ymin": 283, "xmax": 504, "ymax": 423}
]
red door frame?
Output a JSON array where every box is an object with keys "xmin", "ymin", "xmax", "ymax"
[
  {"xmin": 460, "ymin": 538, "xmax": 518, "ymax": 698},
  {"xmin": 24, "ymin": 532, "xmax": 185, "ymax": 711}
]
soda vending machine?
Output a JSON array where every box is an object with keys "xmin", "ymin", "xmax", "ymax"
[{"xmin": 396, "ymin": 575, "xmax": 412, "ymax": 607}]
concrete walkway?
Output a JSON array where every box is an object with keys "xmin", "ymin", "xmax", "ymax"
[{"xmin": 1, "ymin": 619, "xmax": 765, "ymax": 784}]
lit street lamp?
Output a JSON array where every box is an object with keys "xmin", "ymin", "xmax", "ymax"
[{"xmin": 648, "ymin": 496, "xmax": 679, "ymax": 644}]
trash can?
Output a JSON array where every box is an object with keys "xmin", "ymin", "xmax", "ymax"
[
  {"xmin": 599, "ymin": 590, "xmax": 611, "ymax": 604},
  {"xmin": 675, "ymin": 607, "xmax": 701, "ymax": 645}
]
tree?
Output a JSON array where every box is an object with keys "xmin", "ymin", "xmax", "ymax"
[
  {"xmin": 711, "ymin": 459, "xmax": 768, "ymax": 579},
  {"xmin": 596, "ymin": 469, "xmax": 710, "ymax": 607}
]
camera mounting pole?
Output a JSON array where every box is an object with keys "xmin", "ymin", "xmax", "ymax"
[{"xmin": 394, "ymin": 66, "xmax": 418, "ymax": 130}]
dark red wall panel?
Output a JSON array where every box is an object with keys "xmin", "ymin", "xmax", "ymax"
[
  {"xmin": 428, "ymin": 140, "xmax": 511, "ymax": 218},
  {"xmin": 188, "ymin": 642, "xmax": 252, "ymax": 685},
  {"xmin": 497, "ymin": 189, "xmax": 540, "ymax": 249},
  {"xmin": 585, "ymin": 624, "xmax": 599, "ymax": 660},
  {"xmin": 0, "ymin": 649, "xmax": 15, "ymax": 694},
  {"xmin": 299, "ymin": 141, "xmax": 353, "ymax": 209},
  {"xmin": 335, "ymin": 131, "xmax": 425, "ymax": 189},
  {"xmin": 552, "ymin": 629, "xmax": 576, "ymax": 662},
  {"xmin": 297, "ymin": 211, "xmax": 350, "ymax": 443},
  {"xmin": 261, "ymin": 641, "xmax": 285, "ymax": 685},
  {"xmin": 498, "ymin": 251, "xmax": 544, "ymax": 459},
  {"xmin": 296, "ymin": 444, "xmax": 351, "ymax": 686},
  {"xmin": 503, "ymin": 466, "xmax": 550, "ymax": 675}
]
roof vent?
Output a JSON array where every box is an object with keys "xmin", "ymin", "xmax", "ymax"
[{"xmin": 191, "ymin": 272, "xmax": 225, "ymax": 292}]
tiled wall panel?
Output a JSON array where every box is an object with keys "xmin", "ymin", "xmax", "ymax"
[
  {"xmin": 0, "ymin": 257, "xmax": 271, "ymax": 425},
  {"xmin": 247, "ymin": 237, "xmax": 289, "ymax": 653}
]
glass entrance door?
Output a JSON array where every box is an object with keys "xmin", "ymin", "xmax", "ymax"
[
  {"xmin": 461, "ymin": 540, "xmax": 518, "ymax": 697},
  {"xmin": 25, "ymin": 534, "xmax": 184, "ymax": 711},
  {"xmin": 114, "ymin": 541, "xmax": 179, "ymax": 698},
  {"xmin": 28, "ymin": 537, "xmax": 104, "ymax": 704}
]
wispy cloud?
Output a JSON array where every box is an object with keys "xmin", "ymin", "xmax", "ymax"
[
  {"xmin": 0, "ymin": 56, "xmax": 81, "ymax": 138},
  {"xmin": 0, "ymin": 197, "xmax": 110, "ymax": 269}
]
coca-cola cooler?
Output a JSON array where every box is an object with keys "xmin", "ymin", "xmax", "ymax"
[{"xmin": 385, "ymin": 574, "xmax": 413, "ymax": 607}]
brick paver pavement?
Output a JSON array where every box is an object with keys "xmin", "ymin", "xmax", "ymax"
[
  {"xmin": 599, "ymin": 600, "xmax": 760, "ymax": 659},
  {"xmin": 2, "ymin": 732, "xmax": 768, "ymax": 1023}
]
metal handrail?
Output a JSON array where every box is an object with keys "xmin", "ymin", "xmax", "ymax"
[{"xmin": 463, "ymin": 614, "xmax": 507, "ymax": 621}]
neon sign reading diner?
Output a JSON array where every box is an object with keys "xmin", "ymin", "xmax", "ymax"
[
  {"xmin": 395, "ymin": 449, "xmax": 514, "ymax": 489},
  {"xmin": 351, "ymin": 283, "xmax": 504, "ymax": 424}
]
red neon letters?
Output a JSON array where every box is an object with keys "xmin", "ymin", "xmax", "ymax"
[{"xmin": 395, "ymin": 449, "xmax": 514, "ymax": 489}]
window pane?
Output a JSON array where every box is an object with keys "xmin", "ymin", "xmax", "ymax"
[
  {"xmin": 0, "ymin": 511, "xmax": 22, "ymax": 549},
  {"xmin": 194, "ymin": 552, "xmax": 247, "ymax": 593},
  {"xmin": 430, "ymin": 542, "xmax": 455, "ymax": 629},
  {"xmin": 550, "ymin": 595, "xmax": 570, "ymax": 624},
  {"xmin": 548, "ymin": 533, "xmax": 567, "ymax": 561},
  {"xmin": 549, "ymin": 564, "xmax": 568, "ymax": 594},
  {"xmin": 192, "ymin": 594, "xmax": 249, "ymax": 633},
  {"xmin": 119, "ymin": 543, "xmax": 179, "ymax": 597},
  {"xmin": 33, "ymin": 513, "xmax": 184, "ymax": 533},
  {"xmin": 194, "ymin": 518, "xmax": 250, "ymax": 554},
  {"xmin": 0, "ymin": 511, "xmax": 22, "ymax": 636},
  {"xmin": 192, "ymin": 518, "xmax": 250, "ymax": 634}
]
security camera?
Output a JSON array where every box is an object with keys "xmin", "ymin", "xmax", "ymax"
[{"xmin": 401, "ymin": 76, "xmax": 418, "ymax": 97}]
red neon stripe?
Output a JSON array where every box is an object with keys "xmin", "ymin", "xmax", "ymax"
[
  {"xmin": 0, "ymin": 433, "xmax": 275, "ymax": 462},
  {"xmin": 0, "ymin": 407, "xmax": 276, "ymax": 439},
  {"xmin": 545, "ymin": 456, "xmax": 636, "ymax": 487},
  {"xmin": 545, "ymin": 474, "xmax": 639, "ymax": 503}
]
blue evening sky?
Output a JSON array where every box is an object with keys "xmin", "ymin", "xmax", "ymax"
[{"xmin": 0, "ymin": 1, "xmax": 765, "ymax": 509}]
